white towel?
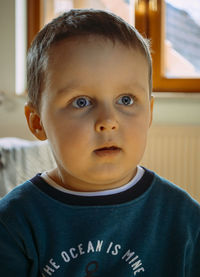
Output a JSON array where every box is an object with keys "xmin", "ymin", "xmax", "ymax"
[{"xmin": 0, "ymin": 138, "xmax": 56, "ymax": 197}]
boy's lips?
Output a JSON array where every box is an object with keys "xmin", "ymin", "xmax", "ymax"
[{"xmin": 94, "ymin": 145, "xmax": 122, "ymax": 157}]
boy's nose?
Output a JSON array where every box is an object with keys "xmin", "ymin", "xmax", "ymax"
[{"xmin": 94, "ymin": 110, "xmax": 119, "ymax": 132}]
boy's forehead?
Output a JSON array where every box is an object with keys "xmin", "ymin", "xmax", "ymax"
[
  {"xmin": 45, "ymin": 36, "xmax": 149, "ymax": 95},
  {"xmin": 47, "ymin": 35, "xmax": 143, "ymax": 62}
]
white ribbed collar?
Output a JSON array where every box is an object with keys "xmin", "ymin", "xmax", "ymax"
[{"xmin": 41, "ymin": 166, "xmax": 144, "ymax": 197}]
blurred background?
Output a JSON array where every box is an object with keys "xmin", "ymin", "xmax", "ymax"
[{"xmin": 0, "ymin": 0, "xmax": 199, "ymax": 202}]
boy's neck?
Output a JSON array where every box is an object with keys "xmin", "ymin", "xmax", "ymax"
[
  {"xmin": 47, "ymin": 167, "xmax": 138, "ymax": 193},
  {"xmin": 42, "ymin": 166, "xmax": 144, "ymax": 196}
]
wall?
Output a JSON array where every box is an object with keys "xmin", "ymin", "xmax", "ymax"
[
  {"xmin": 0, "ymin": 0, "xmax": 15, "ymax": 95},
  {"xmin": 153, "ymin": 93, "xmax": 200, "ymax": 125},
  {"xmin": 0, "ymin": 0, "xmax": 34, "ymax": 140},
  {"xmin": 0, "ymin": 94, "xmax": 35, "ymax": 140}
]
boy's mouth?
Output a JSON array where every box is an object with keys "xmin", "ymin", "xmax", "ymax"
[{"xmin": 94, "ymin": 146, "xmax": 121, "ymax": 157}]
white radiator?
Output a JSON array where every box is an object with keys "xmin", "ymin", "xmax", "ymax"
[{"xmin": 141, "ymin": 125, "xmax": 200, "ymax": 203}]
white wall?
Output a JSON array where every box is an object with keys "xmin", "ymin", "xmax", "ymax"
[
  {"xmin": 0, "ymin": 0, "xmax": 200, "ymax": 141},
  {"xmin": 153, "ymin": 93, "xmax": 200, "ymax": 125},
  {"xmin": 0, "ymin": 94, "xmax": 35, "ymax": 140},
  {"xmin": 0, "ymin": 0, "xmax": 15, "ymax": 94},
  {"xmin": 0, "ymin": 0, "xmax": 34, "ymax": 140}
]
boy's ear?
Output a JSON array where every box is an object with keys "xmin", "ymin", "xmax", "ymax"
[
  {"xmin": 149, "ymin": 96, "xmax": 154, "ymax": 127},
  {"xmin": 24, "ymin": 103, "xmax": 47, "ymax": 141}
]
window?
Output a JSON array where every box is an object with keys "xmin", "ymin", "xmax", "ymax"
[
  {"xmin": 28, "ymin": 0, "xmax": 200, "ymax": 92},
  {"xmin": 135, "ymin": 0, "xmax": 200, "ymax": 92},
  {"xmin": 27, "ymin": 0, "xmax": 135, "ymax": 48}
]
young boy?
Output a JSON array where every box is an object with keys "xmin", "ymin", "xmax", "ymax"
[{"xmin": 0, "ymin": 9, "xmax": 199, "ymax": 276}]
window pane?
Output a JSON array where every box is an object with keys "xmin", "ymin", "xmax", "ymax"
[
  {"xmin": 41, "ymin": 0, "xmax": 134, "ymax": 27},
  {"xmin": 164, "ymin": 0, "xmax": 200, "ymax": 78}
]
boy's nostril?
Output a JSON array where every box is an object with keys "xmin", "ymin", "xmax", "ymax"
[
  {"xmin": 99, "ymin": 125, "xmax": 116, "ymax": 131},
  {"xmin": 95, "ymin": 119, "xmax": 119, "ymax": 132}
]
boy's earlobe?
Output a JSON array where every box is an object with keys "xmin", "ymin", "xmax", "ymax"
[{"xmin": 24, "ymin": 103, "xmax": 47, "ymax": 141}]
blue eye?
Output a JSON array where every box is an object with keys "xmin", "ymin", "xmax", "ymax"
[
  {"xmin": 118, "ymin": 95, "xmax": 134, "ymax": 106},
  {"xmin": 72, "ymin": 97, "xmax": 91, "ymax": 108}
]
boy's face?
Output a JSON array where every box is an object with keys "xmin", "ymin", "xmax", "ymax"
[{"xmin": 27, "ymin": 36, "xmax": 154, "ymax": 192}]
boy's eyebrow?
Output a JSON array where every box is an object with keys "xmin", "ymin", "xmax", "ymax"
[
  {"xmin": 57, "ymin": 81, "xmax": 82, "ymax": 95},
  {"xmin": 119, "ymin": 83, "xmax": 147, "ymax": 94},
  {"xmin": 56, "ymin": 82, "xmax": 147, "ymax": 96}
]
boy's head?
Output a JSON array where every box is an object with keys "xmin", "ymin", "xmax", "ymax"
[
  {"xmin": 25, "ymin": 9, "xmax": 154, "ymax": 192},
  {"xmin": 26, "ymin": 9, "xmax": 152, "ymax": 112}
]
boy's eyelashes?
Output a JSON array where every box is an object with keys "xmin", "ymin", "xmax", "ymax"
[{"xmin": 69, "ymin": 94, "xmax": 137, "ymax": 109}]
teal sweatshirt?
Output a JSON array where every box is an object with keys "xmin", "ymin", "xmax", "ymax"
[{"xmin": 0, "ymin": 168, "xmax": 199, "ymax": 276}]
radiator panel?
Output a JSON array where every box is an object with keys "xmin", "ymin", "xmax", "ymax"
[{"xmin": 141, "ymin": 125, "xmax": 200, "ymax": 203}]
